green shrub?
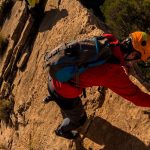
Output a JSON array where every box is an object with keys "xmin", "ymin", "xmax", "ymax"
[
  {"xmin": 0, "ymin": 99, "xmax": 14, "ymax": 121},
  {"xmin": 137, "ymin": 61, "xmax": 150, "ymax": 80},
  {"xmin": 0, "ymin": 34, "xmax": 8, "ymax": 56},
  {"xmin": 102, "ymin": 0, "xmax": 150, "ymax": 39}
]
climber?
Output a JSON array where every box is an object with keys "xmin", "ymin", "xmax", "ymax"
[
  {"xmin": 79, "ymin": 0, "xmax": 105, "ymax": 21},
  {"xmin": 43, "ymin": 32, "xmax": 150, "ymax": 140}
]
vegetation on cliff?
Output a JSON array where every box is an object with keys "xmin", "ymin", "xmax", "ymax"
[{"xmin": 102, "ymin": 0, "xmax": 150, "ymax": 39}]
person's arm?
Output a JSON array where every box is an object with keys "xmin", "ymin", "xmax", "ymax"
[
  {"xmin": 112, "ymin": 46, "xmax": 125, "ymax": 65},
  {"xmin": 103, "ymin": 33, "xmax": 119, "ymax": 44},
  {"xmin": 103, "ymin": 33, "xmax": 125, "ymax": 65}
]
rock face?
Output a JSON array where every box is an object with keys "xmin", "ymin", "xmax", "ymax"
[{"xmin": 0, "ymin": 0, "xmax": 150, "ymax": 150}]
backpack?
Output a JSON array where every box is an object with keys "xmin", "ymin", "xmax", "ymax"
[{"xmin": 44, "ymin": 36, "xmax": 113, "ymax": 82}]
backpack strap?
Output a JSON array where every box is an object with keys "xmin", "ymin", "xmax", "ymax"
[
  {"xmin": 95, "ymin": 37, "xmax": 100, "ymax": 54},
  {"xmin": 94, "ymin": 36, "xmax": 107, "ymax": 52}
]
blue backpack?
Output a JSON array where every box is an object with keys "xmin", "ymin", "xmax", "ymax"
[{"xmin": 44, "ymin": 36, "xmax": 113, "ymax": 82}]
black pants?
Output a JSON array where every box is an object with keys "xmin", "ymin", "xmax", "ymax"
[{"xmin": 48, "ymin": 79, "xmax": 87, "ymax": 132}]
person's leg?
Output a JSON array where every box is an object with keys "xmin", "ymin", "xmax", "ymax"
[
  {"xmin": 46, "ymin": 77, "xmax": 87, "ymax": 139},
  {"xmin": 78, "ymin": 64, "xmax": 150, "ymax": 107},
  {"xmin": 107, "ymin": 72, "xmax": 150, "ymax": 107},
  {"xmin": 45, "ymin": 64, "xmax": 150, "ymax": 138},
  {"xmin": 55, "ymin": 97, "xmax": 87, "ymax": 139},
  {"xmin": 49, "ymin": 64, "xmax": 150, "ymax": 107}
]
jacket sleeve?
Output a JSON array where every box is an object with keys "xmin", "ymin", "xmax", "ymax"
[{"xmin": 103, "ymin": 33, "xmax": 125, "ymax": 65}]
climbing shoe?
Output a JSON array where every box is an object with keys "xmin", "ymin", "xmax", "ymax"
[
  {"xmin": 55, "ymin": 129, "xmax": 79, "ymax": 139},
  {"xmin": 42, "ymin": 95, "xmax": 53, "ymax": 104}
]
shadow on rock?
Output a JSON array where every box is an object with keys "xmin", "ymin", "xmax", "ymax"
[
  {"xmin": 39, "ymin": 8, "xmax": 68, "ymax": 32},
  {"xmin": 75, "ymin": 117, "xmax": 149, "ymax": 150}
]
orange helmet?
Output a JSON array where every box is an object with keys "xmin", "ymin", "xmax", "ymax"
[{"xmin": 129, "ymin": 31, "xmax": 150, "ymax": 61}]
